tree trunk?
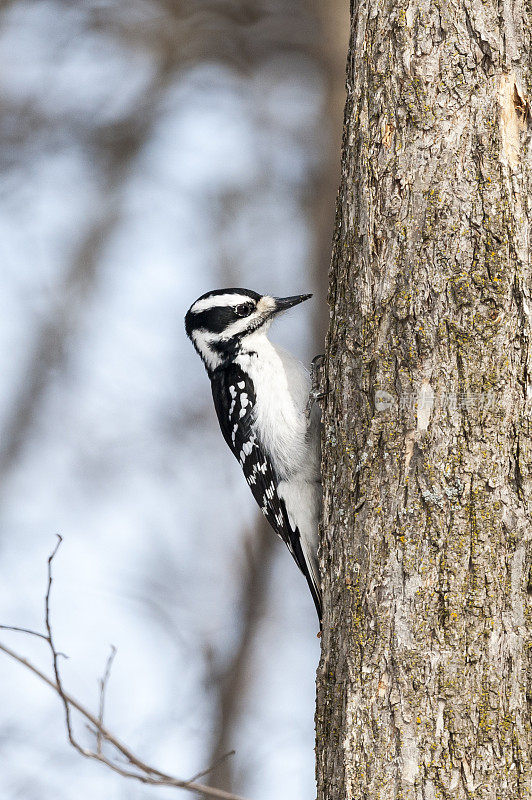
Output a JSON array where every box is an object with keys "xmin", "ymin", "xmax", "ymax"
[{"xmin": 317, "ymin": 1, "xmax": 532, "ymax": 798}]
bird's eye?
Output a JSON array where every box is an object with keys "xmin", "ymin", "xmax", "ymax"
[{"xmin": 234, "ymin": 302, "xmax": 255, "ymax": 317}]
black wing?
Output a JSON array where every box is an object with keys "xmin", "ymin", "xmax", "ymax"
[{"xmin": 210, "ymin": 364, "xmax": 321, "ymax": 619}]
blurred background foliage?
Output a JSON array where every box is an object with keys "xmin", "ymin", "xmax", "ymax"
[{"xmin": 0, "ymin": 1, "xmax": 348, "ymax": 798}]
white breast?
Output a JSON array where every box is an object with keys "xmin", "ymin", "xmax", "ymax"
[{"xmin": 235, "ymin": 333, "xmax": 310, "ymax": 480}]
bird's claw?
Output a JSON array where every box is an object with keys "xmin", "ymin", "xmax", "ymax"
[{"xmin": 305, "ymin": 354, "xmax": 327, "ymax": 419}]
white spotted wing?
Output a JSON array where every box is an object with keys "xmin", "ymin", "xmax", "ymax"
[{"xmin": 210, "ymin": 364, "xmax": 311, "ymax": 574}]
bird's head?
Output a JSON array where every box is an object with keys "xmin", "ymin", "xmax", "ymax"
[{"xmin": 185, "ymin": 288, "xmax": 311, "ymax": 371}]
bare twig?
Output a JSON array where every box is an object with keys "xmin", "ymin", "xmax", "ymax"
[
  {"xmin": 0, "ymin": 539, "xmax": 248, "ymax": 800},
  {"xmin": 0, "ymin": 623, "xmax": 68, "ymax": 659},
  {"xmin": 97, "ymin": 645, "xmax": 117, "ymax": 755},
  {"xmin": 186, "ymin": 749, "xmax": 237, "ymax": 784},
  {"xmin": 43, "ymin": 536, "xmax": 81, "ymax": 757},
  {"xmin": 0, "ymin": 625, "xmax": 49, "ymax": 643}
]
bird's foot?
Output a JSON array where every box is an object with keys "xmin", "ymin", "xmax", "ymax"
[{"xmin": 305, "ymin": 354, "xmax": 327, "ymax": 419}]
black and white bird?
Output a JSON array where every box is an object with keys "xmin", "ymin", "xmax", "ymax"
[{"xmin": 185, "ymin": 288, "xmax": 322, "ymax": 620}]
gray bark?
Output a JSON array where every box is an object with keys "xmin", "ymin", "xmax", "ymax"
[{"xmin": 317, "ymin": 1, "xmax": 532, "ymax": 798}]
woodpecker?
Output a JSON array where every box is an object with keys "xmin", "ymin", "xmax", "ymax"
[{"xmin": 185, "ymin": 288, "xmax": 322, "ymax": 620}]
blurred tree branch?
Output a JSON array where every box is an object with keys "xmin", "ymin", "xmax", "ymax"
[
  {"xmin": 305, "ymin": 0, "xmax": 349, "ymax": 340},
  {"xmin": 0, "ymin": 52, "xmax": 178, "ymax": 487},
  {"xmin": 0, "ymin": 537, "xmax": 249, "ymax": 800},
  {"xmin": 90, "ymin": 0, "xmax": 319, "ymax": 71},
  {"xmin": 205, "ymin": 518, "xmax": 274, "ymax": 791}
]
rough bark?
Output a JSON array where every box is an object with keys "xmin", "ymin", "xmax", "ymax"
[{"xmin": 317, "ymin": 1, "xmax": 532, "ymax": 798}]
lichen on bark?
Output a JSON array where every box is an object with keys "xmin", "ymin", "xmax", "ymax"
[{"xmin": 317, "ymin": 0, "xmax": 532, "ymax": 798}]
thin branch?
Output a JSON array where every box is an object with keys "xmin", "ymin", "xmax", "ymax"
[
  {"xmin": 0, "ymin": 625, "xmax": 49, "ymax": 643},
  {"xmin": 186, "ymin": 750, "xmax": 237, "ymax": 784},
  {"xmin": 97, "ymin": 645, "xmax": 116, "ymax": 755},
  {"xmin": 43, "ymin": 535, "xmax": 80, "ymax": 757},
  {"xmin": 0, "ymin": 539, "xmax": 249, "ymax": 800},
  {"xmin": 0, "ymin": 623, "xmax": 69, "ymax": 659},
  {"xmin": 0, "ymin": 641, "xmax": 247, "ymax": 799}
]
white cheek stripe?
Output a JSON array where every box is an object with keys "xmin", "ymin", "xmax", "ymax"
[
  {"xmin": 191, "ymin": 329, "xmax": 222, "ymax": 370},
  {"xmin": 190, "ymin": 294, "xmax": 252, "ymax": 313}
]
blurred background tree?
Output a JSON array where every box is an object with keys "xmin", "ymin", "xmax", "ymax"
[{"xmin": 0, "ymin": 2, "xmax": 348, "ymax": 799}]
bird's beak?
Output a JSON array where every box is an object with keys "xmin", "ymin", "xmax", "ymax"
[{"xmin": 272, "ymin": 294, "xmax": 312, "ymax": 314}]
